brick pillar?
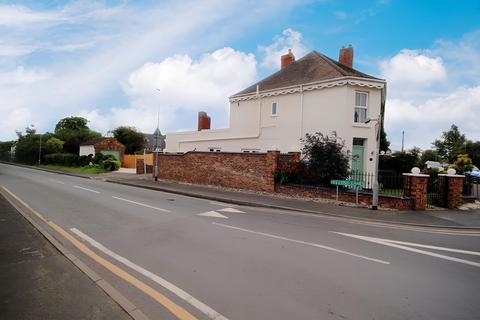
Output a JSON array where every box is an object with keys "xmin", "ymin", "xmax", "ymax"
[
  {"xmin": 443, "ymin": 175, "xmax": 465, "ymax": 209},
  {"xmin": 266, "ymin": 150, "xmax": 280, "ymax": 192},
  {"xmin": 403, "ymin": 173, "xmax": 429, "ymax": 210},
  {"xmin": 136, "ymin": 158, "xmax": 144, "ymax": 174}
]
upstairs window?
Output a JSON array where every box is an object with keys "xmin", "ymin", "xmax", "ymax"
[
  {"xmin": 354, "ymin": 92, "xmax": 368, "ymax": 123},
  {"xmin": 271, "ymin": 102, "xmax": 278, "ymax": 116}
]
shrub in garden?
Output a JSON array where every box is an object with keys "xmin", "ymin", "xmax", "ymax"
[
  {"xmin": 101, "ymin": 158, "xmax": 120, "ymax": 171},
  {"xmin": 300, "ymin": 132, "xmax": 350, "ymax": 185},
  {"xmin": 43, "ymin": 153, "xmax": 79, "ymax": 166}
]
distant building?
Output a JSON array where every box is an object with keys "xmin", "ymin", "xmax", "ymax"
[
  {"xmin": 79, "ymin": 137, "xmax": 125, "ymax": 161},
  {"xmin": 142, "ymin": 128, "xmax": 166, "ymax": 152}
]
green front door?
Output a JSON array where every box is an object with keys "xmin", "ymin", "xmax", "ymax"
[{"xmin": 352, "ymin": 140, "xmax": 365, "ymax": 172}]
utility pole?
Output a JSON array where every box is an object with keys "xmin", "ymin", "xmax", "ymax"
[
  {"xmin": 366, "ymin": 116, "xmax": 381, "ymax": 210},
  {"xmin": 401, "ymin": 130, "xmax": 405, "ymax": 153},
  {"xmin": 38, "ymin": 133, "xmax": 42, "ymax": 165},
  {"xmin": 154, "ymin": 88, "xmax": 161, "ymax": 182}
]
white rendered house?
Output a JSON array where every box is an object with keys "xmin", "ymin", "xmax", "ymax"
[{"xmin": 165, "ymin": 46, "xmax": 386, "ymax": 173}]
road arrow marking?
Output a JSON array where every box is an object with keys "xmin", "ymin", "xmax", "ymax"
[
  {"xmin": 332, "ymin": 232, "xmax": 480, "ymax": 268},
  {"xmin": 198, "ymin": 211, "xmax": 228, "ymax": 219},
  {"xmin": 218, "ymin": 208, "xmax": 244, "ymax": 213}
]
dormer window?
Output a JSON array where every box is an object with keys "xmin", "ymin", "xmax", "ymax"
[
  {"xmin": 271, "ymin": 102, "xmax": 278, "ymax": 116},
  {"xmin": 354, "ymin": 91, "xmax": 368, "ymax": 123}
]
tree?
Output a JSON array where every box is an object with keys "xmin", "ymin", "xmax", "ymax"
[
  {"xmin": 379, "ymin": 148, "xmax": 420, "ymax": 173},
  {"xmin": 432, "ymin": 124, "xmax": 466, "ymax": 163},
  {"xmin": 465, "ymin": 140, "xmax": 480, "ymax": 167},
  {"xmin": 380, "ymin": 125, "xmax": 390, "ymax": 152},
  {"xmin": 0, "ymin": 141, "xmax": 14, "ymax": 161},
  {"xmin": 14, "ymin": 127, "xmax": 41, "ymax": 164},
  {"xmin": 54, "ymin": 116, "xmax": 101, "ymax": 154},
  {"xmin": 452, "ymin": 154, "xmax": 474, "ymax": 174},
  {"xmin": 112, "ymin": 126, "xmax": 145, "ymax": 154},
  {"xmin": 301, "ymin": 132, "xmax": 350, "ymax": 184},
  {"xmin": 44, "ymin": 137, "xmax": 64, "ymax": 154},
  {"xmin": 419, "ymin": 149, "xmax": 441, "ymax": 167}
]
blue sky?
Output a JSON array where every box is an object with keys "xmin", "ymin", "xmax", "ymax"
[{"xmin": 1, "ymin": 0, "xmax": 479, "ymax": 150}]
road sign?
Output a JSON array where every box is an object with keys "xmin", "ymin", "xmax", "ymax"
[{"xmin": 330, "ymin": 180, "xmax": 364, "ymax": 187}]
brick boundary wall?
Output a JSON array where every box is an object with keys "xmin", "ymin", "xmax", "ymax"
[
  {"xmin": 152, "ymin": 150, "xmax": 294, "ymax": 192},
  {"xmin": 277, "ymin": 184, "xmax": 414, "ymax": 210}
]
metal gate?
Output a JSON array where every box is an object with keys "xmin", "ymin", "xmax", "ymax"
[{"xmin": 427, "ymin": 175, "xmax": 448, "ymax": 208}]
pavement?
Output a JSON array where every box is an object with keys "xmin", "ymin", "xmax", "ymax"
[
  {"xmin": 2, "ymin": 161, "xmax": 480, "ymax": 228},
  {"xmin": 2, "ymin": 162, "xmax": 480, "ymax": 320},
  {"xmin": 0, "ymin": 193, "xmax": 132, "ymax": 320}
]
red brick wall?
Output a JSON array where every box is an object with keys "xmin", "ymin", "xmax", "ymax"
[
  {"xmin": 278, "ymin": 184, "xmax": 414, "ymax": 210},
  {"xmin": 154, "ymin": 151, "xmax": 291, "ymax": 192},
  {"xmin": 446, "ymin": 176, "xmax": 464, "ymax": 209}
]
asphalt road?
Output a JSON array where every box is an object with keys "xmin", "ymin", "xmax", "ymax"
[{"xmin": 1, "ymin": 163, "xmax": 480, "ymax": 320}]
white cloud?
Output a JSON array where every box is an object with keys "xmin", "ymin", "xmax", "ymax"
[
  {"xmin": 82, "ymin": 47, "xmax": 257, "ymax": 134},
  {"xmin": 124, "ymin": 47, "xmax": 256, "ymax": 110},
  {"xmin": 0, "ymin": 5, "xmax": 63, "ymax": 27},
  {"xmin": 259, "ymin": 28, "xmax": 308, "ymax": 69},
  {"xmin": 380, "ymin": 49, "xmax": 447, "ymax": 88},
  {"xmin": 380, "ymin": 31, "xmax": 480, "ymax": 150},
  {"xmin": 0, "ymin": 66, "xmax": 50, "ymax": 85},
  {"xmin": 385, "ymin": 86, "xmax": 480, "ymax": 150}
]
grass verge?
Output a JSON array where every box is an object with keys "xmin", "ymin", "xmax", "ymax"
[{"xmin": 38, "ymin": 164, "xmax": 108, "ymax": 174}]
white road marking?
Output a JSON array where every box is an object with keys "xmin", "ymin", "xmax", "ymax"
[
  {"xmin": 218, "ymin": 208, "xmax": 244, "ymax": 213},
  {"xmin": 197, "ymin": 211, "xmax": 228, "ymax": 219},
  {"xmin": 111, "ymin": 196, "xmax": 170, "ymax": 213},
  {"xmin": 333, "ymin": 232, "xmax": 480, "ymax": 268},
  {"xmin": 212, "ymin": 222, "xmax": 390, "ymax": 265},
  {"xmin": 70, "ymin": 228, "xmax": 228, "ymax": 320},
  {"xmin": 48, "ymin": 178, "xmax": 65, "ymax": 184},
  {"xmin": 73, "ymin": 185, "xmax": 100, "ymax": 194}
]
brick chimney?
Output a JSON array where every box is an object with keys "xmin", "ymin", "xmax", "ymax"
[
  {"xmin": 281, "ymin": 49, "xmax": 295, "ymax": 69},
  {"xmin": 198, "ymin": 111, "xmax": 211, "ymax": 131},
  {"xmin": 338, "ymin": 45, "xmax": 354, "ymax": 68}
]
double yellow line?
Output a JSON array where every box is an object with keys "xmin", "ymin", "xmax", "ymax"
[{"xmin": 1, "ymin": 186, "xmax": 197, "ymax": 320}]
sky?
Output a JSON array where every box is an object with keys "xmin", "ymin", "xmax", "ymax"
[{"xmin": 1, "ymin": 0, "xmax": 479, "ymax": 151}]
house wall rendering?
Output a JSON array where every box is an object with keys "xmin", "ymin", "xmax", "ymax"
[{"xmin": 165, "ymin": 48, "xmax": 386, "ymax": 173}]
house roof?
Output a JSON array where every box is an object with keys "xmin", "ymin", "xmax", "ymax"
[
  {"xmin": 80, "ymin": 137, "xmax": 121, "ymax": 146},
  {"xmin": 143, "ymin": 128, "xmax": 166, "ymax": 149},
  {"xmin": 232, "ymin": 51, "xmax": 382, "ymax": 97}
]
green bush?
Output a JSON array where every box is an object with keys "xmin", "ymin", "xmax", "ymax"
[
  {"xmin": 43, "ymin": 153, "xmax": 79, "ymax": 166},
  {"xmin": 101, "ymin": 158, "xmax": 120, "ymax": 171}
]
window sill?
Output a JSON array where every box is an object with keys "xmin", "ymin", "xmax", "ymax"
[
  {"xmin": 270, "ymin": 115, "xmax": 278, "ymax": 118},
  {"xmin": 352, "ymin": 123, "xmax": 370, "ymax": 128}
]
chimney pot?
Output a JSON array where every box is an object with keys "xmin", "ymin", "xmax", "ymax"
[
  {"xmin": 280, "ymin": 49, "xmax": 295, "ymax": 69},
  {"xmin": 198, "ymin": 111, "xmax": 211, "ymax": 131},
  {"xmin": 339, "ymin": 45, "xmax": 354, "ymax": 68}
]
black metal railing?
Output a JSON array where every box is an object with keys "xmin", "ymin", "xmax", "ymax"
[{"xmin": 284, "ymin": 170, "xmax": 405, "ymax": 198}]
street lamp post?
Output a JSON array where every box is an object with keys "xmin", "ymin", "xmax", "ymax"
[
  {"xmin": 38, "ymin": 133, "xmax": 42, "ymax": 165},
  {"xmin": 154, "ymin": 88, "xmax": 161, "ymax": 182},
  {"xmin": 366, "ymin": 116, "xmax": 382, "ymax": 210}
]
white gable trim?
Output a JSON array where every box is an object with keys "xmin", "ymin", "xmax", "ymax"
[{"xmin": 229, "ymin": 76, "xmax": 385, "ymax": 103}]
